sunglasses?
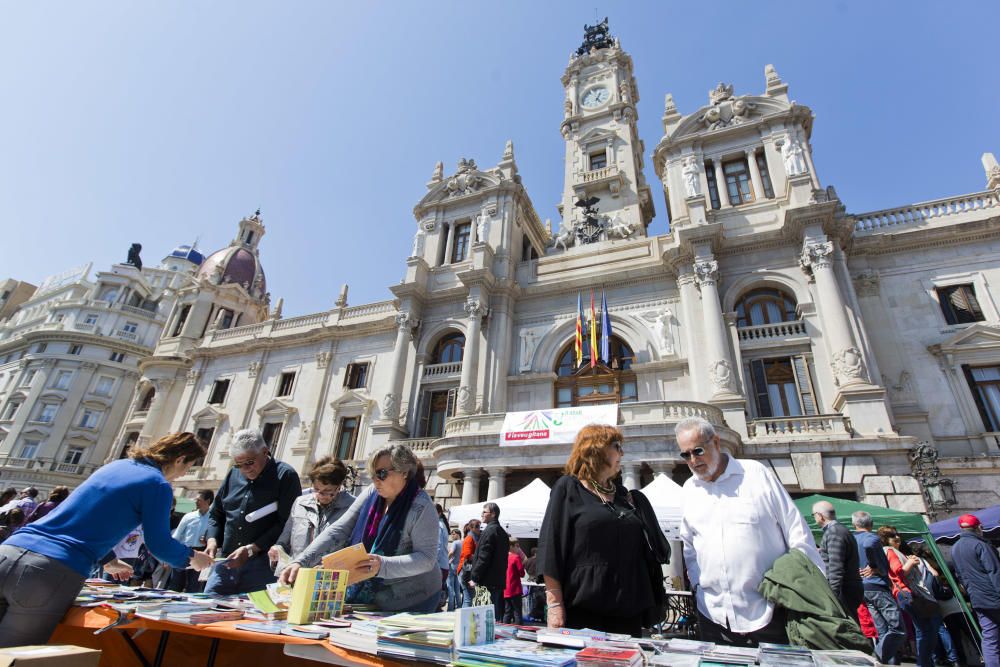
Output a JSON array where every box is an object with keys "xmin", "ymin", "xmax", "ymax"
[
  {"xmin": 233, "ymin": 458, "xmax": 257, "ymax": 469},
  {"xmin": 610, "ymin": 441, "xmax": 624, "ymax": 454},
  {"xmin": 679, "ymin": 446, "xmax": 707, "ymax": 461},
  {"xmin": 373, "ymin": 467, "xmax": 393, "ymax": 481}
]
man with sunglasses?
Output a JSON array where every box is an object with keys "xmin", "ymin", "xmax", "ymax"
[
  {"xmin": 678, "ymin": 417, "xmax": 824, "ymax": 647},
  {"xmin": 204, "ymin": 429, "xmax": 301, "ymax": 595}
]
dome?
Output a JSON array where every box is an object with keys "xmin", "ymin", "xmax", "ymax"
[
  {"xmin": 169, "ymin": 244, "xmax": 205, "ymax": 266},
  {"xmin": 197, "ymin": 246, "xmax": 266, "ymax": 295}
]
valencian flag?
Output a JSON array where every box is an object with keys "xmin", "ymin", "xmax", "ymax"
[
  {"xmin": 600, "ymin": 289, "xmax": 612, "ymax": 364},
  {"xmin": 575, "ymin": 292, "xmax": 584, "ymax": 368},
  {"xmin": 589, "ymin": 290, "xmax": 598, "ymax": 368}
]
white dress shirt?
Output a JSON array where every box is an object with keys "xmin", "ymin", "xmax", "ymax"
[{"xmin": 681, "ymin": 456, "xmax": 825, "ymax": 633}]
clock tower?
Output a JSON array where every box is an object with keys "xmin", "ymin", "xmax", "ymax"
[{"xmin": 558, "ymin": 19, "xmax": 654, "ymax": 240}]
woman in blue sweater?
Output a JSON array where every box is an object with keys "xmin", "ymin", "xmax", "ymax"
[{"xmin": 0, "ymin": 432, "xmax": 214, "ymax": 647}]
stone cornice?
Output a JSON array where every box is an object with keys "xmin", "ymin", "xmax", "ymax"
[
  {"xmin": 848, "ymin": 215, "xmax": 1000, "ymax": 256},
  {"xmin": 0, "ymin": 328, "xmax": 153, "ymax": 358}
]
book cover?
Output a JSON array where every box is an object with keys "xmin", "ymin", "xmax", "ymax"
[
  {"xmin": 320, "ymin": 543, "xmax": 375, "ymax": 586},
  {"xmin": 287, "ymin": 567, "xmax": 349, "ymax": 624},
  {"xmin": 454, "ymin": 605, "xmax": 495, "ymax": 648}
]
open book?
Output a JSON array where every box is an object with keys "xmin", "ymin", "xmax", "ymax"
[{"xmin": 321, "ymin": 543, "xmax": 376, "ymax": 586}]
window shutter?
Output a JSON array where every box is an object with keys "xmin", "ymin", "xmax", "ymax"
[
  {"xmin": 343, "ymin": 363, "xmax": 353, "ymax": 387},
  {"xmin": 446, "ymin": 388, "xmax": 458, "ymax": 418},
  {"xmin": 791, "ymin": 355, "xmax": 818, "ymax": 415},
  {"xmin": 415, "ymin": 394, "xmax": 429, "ymax": 437},
  {"xmin": 749, "ymin": 360, "xmax": 772, "ymax": 418},
  {"xmin": 963, "ymin": 364, "xmax": 997, "ymax": 431}
]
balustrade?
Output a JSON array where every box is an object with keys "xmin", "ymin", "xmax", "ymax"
[
  {"xmin": 748, "ymin": 414, "xmax": 851, "ymax": 438},
  {"xmin": 854, "ymin": 190, "xmax": 1000, "ymax": 233}
]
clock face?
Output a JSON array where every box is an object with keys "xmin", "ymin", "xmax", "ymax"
[{"xmin": 580, "ymin": 87, "xmax": 610, "ymax": 109}]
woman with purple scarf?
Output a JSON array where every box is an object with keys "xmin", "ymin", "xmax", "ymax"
[{"xmin": 280, "ymin": 444, "xmax": 441, "ymax": 613}]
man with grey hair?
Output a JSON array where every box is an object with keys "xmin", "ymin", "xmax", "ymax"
[
  {"xmin": 853, "ymin": 510, "xmax": 904, "ymax": 664},
  {"xmin": 678, "ymin": 416, "xmax": 824, "ymax": 647},
  {"xmin": 469, "ymin": 501, "xmax": 509, "ymax": 619},
  {"xmin": 204, "ymin": 429, "xmax": 301, "ymax": 595},
  {"xmin": 812, "ymin": 500, "xmax": 863, "ymax": 622}
]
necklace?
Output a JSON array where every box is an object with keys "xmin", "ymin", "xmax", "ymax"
[{"xmin": 587, "ymin": 478, "xmax": 616, "ymax": 496}]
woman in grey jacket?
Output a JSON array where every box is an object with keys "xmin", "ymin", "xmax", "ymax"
[{"xmin": 279, "ymin": 444, "xmax": 441, "ymax": 613}]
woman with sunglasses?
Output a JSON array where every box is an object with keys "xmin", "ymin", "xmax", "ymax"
[
  {"xmin": 269, "ymin": 456, "xmax": 355, "ymax": 574},
  {"xmin": 0, "ymin": 432, "xmax": 214, "ymax": 647},
  {"xmin": 279, "ymin": 444, "xmax": 441, "ymax": 613},
  {"xmin": 537, "ymin": 424, "xmax": 669, "ymax": 636}
]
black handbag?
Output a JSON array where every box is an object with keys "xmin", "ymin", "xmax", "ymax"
[
  {"xmin": 629, "ymin": 490, "xmax": 672, "ymax": 628},
  {"xmin": 932, "ymin": 576, "xmax": 954, "ymax": 601}
]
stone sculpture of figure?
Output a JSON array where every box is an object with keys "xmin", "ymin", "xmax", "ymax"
[
  {"xmin": 781, "ymin": 136, "xmax": 808, "ymax": 176},
  {"xmin": 519, "ymin": 328, "xmax": 540, "ymax": 372},
  {"xmin": 431, "ymin": 161, "xmax": 443, "ymax": 183},
  {"xmin": 656, "ymin": 310, "xmax": 675, "ymax": 355},
  {"xmin": 619, "ymin": 81, "xmax": 631, "ymax": 104},
  {"xmin": 682, "ymin": 157, "xmax": 701, "ymax": 198},
  {"xmin": 211, "ymin": 262, "xmax": 225, "ymax": 284},
  {"xmin": 550, "ymin": 221, "xmax": 576, "ymax": 252},
  {"xmin": 382, "ymin": 393, "xmax": 398, "ymax": 420},
  {"xmin": 476, "ymin": 210, "xmax": 491, "ymax": 243},
  {"xmin": 411, "ymin": 227, "xmax": 425, "ymax": 257},
  {"xmin": 605, "ymin": 212, "xmax": 634, "ymax": 239},
  {"xmin": 126, "ymin": 243, "xmax": 143, "ymax": 271},
  {"xmin": 564, "ymin": 98, "xmax": 573, "ymax": 117}
]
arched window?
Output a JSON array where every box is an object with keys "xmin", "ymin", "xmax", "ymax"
[
  {"xmin": 432, "ymin": 333, "xmax": 465, "ymax": 364},
  {"xmin": 137, "ymin": 387, "xmax": 155, "ymax": 412},
  {"xmin": 735, "ymin": 288, "xmax": 797, "ymax": 327},
  {"xmin": 554, "ymin": 335, "xmax": 637, "ymax": 407}
]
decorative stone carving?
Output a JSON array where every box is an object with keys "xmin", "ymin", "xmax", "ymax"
[
  {"xmin": 564, "ymin": 98, "xmax": 573, "ymax": 117},
  {"xmin": 682, "ymin": 156, "xmax": 701, "ymax": 198},
  {"xmin": 709, "ymin": 82, "xmax": 734, "ymax": 105},
  {"xmin": 315, "ymin": 351, "xmax": 331, "ymax": 369},
  {"xmin": 457, "ymin": 385, "xmax": 474, "ymax": 413},
  {"xmin": 780, "ymin": 135, "xmax": 808, "ymax": 176},
  {"xmin": 444, "ymin": 159, "xmax": 483, "ymax": 197},
  {"xmin": 550, "ymin": 220, "xmax": 576, "ymax": 252},
  {"xmin": 664, "ymin": 93, "xmax": 677, "ymax": 115},
  {"xmin": 983, "ymin": 152, "xmax": 1000, "ymax": 190},
  {"xmin": 765, "ymin": 64, "xmax": 782, "ymax": 87},
  {"xmin": 694, "ymin": 259, "xmax": 719, "ymax": 287},
  {"xmin": 699, "ymin": 83, "xmax": 757, "ymax": 130},
  {"xmin": 185, "ymin": 369, "xmax": 201, "ymax": 385},
  {"xmin": 709, "ymin": 359, "xmax": 736, "ymax": 393},
  {"xmin": 831, "ymin": 347, "xmax": 869, "ymax": 385},
  {"xmin": 503, "ymin": 140, "xmax": 514, "ymax": 160},
  {"xmin": 641, "ymin": 309, "xmax": 676, "ymax": 356},
  {"xmin": 518, "ymin": 327, "xmax": 544, "ymax": 373},
  {"xmin": 476, "ymin": 210, "xmax": 492, "ymax": 243},
  {"xmin": 430, "ymin": 161, "xmax": 443, "ymax": 183},
  {"xmin": 853, "ymin": 271, "xmax": 880, "ymax": 298},
  {"xmin": 272, "ymin": 298, "xmax": 283, "ymax": 320},
  {"xmin": 395, "ymin": 312, "xmax": 415, "ymax": 331},
  {"xmin": 382, "ymin": 393, "xmax": 398, "ymax": 420},
  {"xmin": 410, "ymin": 227, "xmax": 425, "ymax": 258},
  {"xmin": 604, "ymin": 212, "xmax": 635, "ymax": 240},
  {"xmin": 298, "ymin": 420, "xmax": 313, "ymax": 442},
  {"xmin": 248, "ymin": 361, "xmax": 262, "ymax": 378},
  {"xmin": 800, "ymin": 241, "xmax": 834, "ymax": 273},
  {"xmin": 335, "ymin": 284, "xmax": 349, "ymax": 308},
  {"xmin": 464, "ymin": 300, "xmax": 487, "ymax": 321},
  {"xmin": 619, "ymin": 81, "xmax": 631, "ymax": 104}
]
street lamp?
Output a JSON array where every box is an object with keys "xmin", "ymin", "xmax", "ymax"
[{"xmin": 909, "ymin": 442, "xmax": 957, "ymax": 520}]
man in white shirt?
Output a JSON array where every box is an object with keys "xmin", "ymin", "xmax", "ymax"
[
  {"xmin": 167, "ymin": 490, "xmax": 214, "ymax": 592},
  {"xmin": 678, "ymin": 417, "xmax": 825, "ymax": 647}
]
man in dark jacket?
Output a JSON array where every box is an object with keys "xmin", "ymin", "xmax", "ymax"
[
  {"xmin": 813, "ymin": 501, "xmax": 864, "ymax": 621},
  {"xmin": 951, "ymin": 514, "xmax": 1000, "ymax": 667},
  {"xmin": 468, "ymin": 502, "xmax": 509, "ymax": 619}
]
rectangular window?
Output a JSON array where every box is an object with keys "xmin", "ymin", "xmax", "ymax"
[
  {"xmin": 937, "ymin": 284, "xmax": 985, "ymax": 325},
  {"xmin": 172, "ymin": 304, "xmax": 191, "ymax": 337},
  {"xmin": 79, "ymin": 409, "xmax": 102, "ymax": 429},
  {"xmin": 63, "ymin": 446, "xmax": 85, "ymax": 465},
  {"xmin": 122, "ymin": 321, "xmax": 138, "ymax": 334},
  {"xmin": 964, "ymin": 365, "xmax": 1000, "ymax": 431},
  {"xmin": 34, "ymin": 343, "xmax": 47, "ymax": 353},
  {"xmin": 2, "ymin": 401, "xmax": 21, "ymax": 420},
  {"xmin": 521, "ymin": 235, "xmax": 538, "ymax": 262},
  {"xmin": 749, "ymin": 356, "xmax": 817, "ymax": 418},
  {"xmin": 21, "ymin": 370, "xmax": 37, "ymax": 387},
  {"xmin": 110, "ymin": 352, "xmax": 126, "ymax": 363},
  {"xmin": 335, "ymin": 416, "xmax": 360, "ymax": 459},
  {"xmin": 68, "ymin": 344, "xmax": 83, "ymax": 355},
  {"xmin": 94, "ymin": 376, "xmax": 114, "ymax": 397},
  {"xmin": 451, "ymin": 223, "xmax": 471, "ymax": 263},
  {"xmin": 208, "ymin": 379, "xmax": 230, "ymax": 405},
  {"xmin": 723, "ymin": 158, "xmax": 754, "ymax": 205},
  {"xmin": 420, "ymin": 389, "xmax": 457, "ymax": 438},
  {"xmin": 277, "ymin": 371, "xmax": 296, "ymax": 397},
  {"xmin": 53, "ymin": 370, "xmax": 73, "ymax": 390},
  {"xmin": 19, "ymin": 439, "xmax": 40, "ymax": 459},
  {"xmin": 261, "ymin": 421, "xmax": 283, "ymax": 448},
  {"xmin": 756, "ymin": 151, "xmax": 775, "ymax": 199},
  {"xmin": 84, "ymin": 314, "xmax": 99, "ymax": 325},
  {"xmin": 589, "ymin": 151, "xmax": 607, "ymax": 171},
  {"xmin": 344, "ymin": 363, "xmax": 370, "ymax": 390},
  {"xmin": 219, "ymin": 309, "xmax": 235, "ymax": 329},
  {"xmin": 705, "ymin": 161, "xmax": 721, "ymax": 210},
  {"xmin": 37, "ymin": 403, "xmax": 58, "ymax": 423}
]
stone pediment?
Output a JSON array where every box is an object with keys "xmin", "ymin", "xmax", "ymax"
[
  {"xmin": 577, "ymin": 127, "xmax": 616, "ymax": 145},
  {"xmin": 256, "ymin": 398, "xmax": 297, "ymax": 418},
  {"xmin": 936, "ymin": 323, "xmax": 1000, "ymax": 351},
  {"xmin": 669, "ymin": 95, "xmax": 790, "ymax": 141},
  {"xmin": 191, "ymin": 405, "xmax": 227, "ymax": 423},
  {"xmin": 415, "ymin": 159, "xmax": 503, "ymax": 210},
  {"xmin": 330, "ymin": 389, "xmax": 375, "ymax": 410}
]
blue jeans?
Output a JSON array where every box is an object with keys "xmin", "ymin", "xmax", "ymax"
[
  {"xmin": 446, "ymin": 571, "xmax": 462, "ymax": 611},
  {"xmin": 462, "ymin": 581, "xmax": 475, "ymax": 607},
  {"xmin": 934, "ymin": 616, "xmax": 959, "ymax": 664},
  {"xmin": 204, "ymin": 553, "xmax": 276, "ymax": 596},
  {"xmin": 864, "ymin": 589, "xmax": 905, "ymax": 664},
  {"xmin": 898, "ymin": 591, "xmax": 941, "ymax": 667}
]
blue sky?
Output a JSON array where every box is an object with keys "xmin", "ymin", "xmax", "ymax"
[{"xmin": 1, "ymin": 2, "xmax": 997, "ymax": 316}]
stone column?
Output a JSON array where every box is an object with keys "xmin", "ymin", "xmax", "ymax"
[
  {"xmin": 488, "ymin": 296, "xmax": 514, "ymax": 413},
  {"xmin": 443, "ymin": 223, "xmax": 455, "ymax": 265},
  {"xmin": 485, "ymin": 467, "xmax": 506, "ymax": 500},
  {"xmin": 138, "ymin": 378, "xmax": 173, "ymax": 441},
  {"xmin": 746, "ymin": 149, "xmax": 765, "ymax": 201},
  {"xmin": 676, "ymin": 265, "xmax": 702, "ymax": 398},
  {"xmin": 457, "ymin": 299, "xmax": 486, "ymax": 416},
  {"xmin": 382, "ymin": 313, "xmax": 417, "ymax": 423},
  {"xmin": 620, "ymin": 463, "xmax": 639, "ymax": 491},
  {"xmin": 713, "ymin": 160, "xmax": 730, "ymax": 208},
  {"xmin": 461, "ymin": 469, "xmax": 481, "ymax": 505},
  {"xmin": 694, "ymin": 257, "xmax": 738, "ymax": 398},
  {"xmin": 800, "ymin": 241, "xmax": 869, "ymax": 388}
]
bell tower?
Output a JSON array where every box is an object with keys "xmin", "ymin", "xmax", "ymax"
[{"xmin": 559, "ymin": 19, "xmax": 654, "ymax": 239}]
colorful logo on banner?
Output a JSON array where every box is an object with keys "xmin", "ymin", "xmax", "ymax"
[{"xmin": 499, "ymin": 404, "xmax": 618, "ymax": 446}]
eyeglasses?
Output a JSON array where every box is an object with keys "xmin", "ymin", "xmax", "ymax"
[
  {"xmin": 610, "ymin": 441, "xmax": 624, "ymax": 454},
  {"xmin": 313, "ymin": 486, "xmax": 341, "ymax": 498},
  {"xmin": 373, "ymin": 468, "xmax": 393, "ymax": 481},
  {"xmin": 679, "ymin": 447, "xmax": 707, "ymax": 461},
  {"xmin": 233, "ymin": 458, "xmax": 257, "ymax": 469}
]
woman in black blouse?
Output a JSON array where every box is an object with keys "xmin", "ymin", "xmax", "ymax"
[{"xmin": 537, "ymin": 424, "xmax": 668, "ymax": 637}]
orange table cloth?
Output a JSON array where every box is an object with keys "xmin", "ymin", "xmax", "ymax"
[{"xmin": 51, "ymin": 607, "xmax": 412, "ymax": 667}]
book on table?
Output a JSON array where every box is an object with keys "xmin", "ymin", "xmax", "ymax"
[
  {"xmin": 455, "ymin": 638, "xmax": 579, "ymax": 667},
  {"xmin": 576, "ymin": 645, "xmax": 644, "ymax": 666},
  {"xmin": 535, "ymin": 627, "xmax": 610, "ymax": 649},
  {"xmin": 320, "ymin": 543, "xmax": 376, "ymax": 586},
  {"xmin": 287, "ymin": 568, "xmax": 350, "ymax": 624}
]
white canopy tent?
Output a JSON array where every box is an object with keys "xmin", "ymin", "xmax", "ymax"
[
  {"xmin": 640, "ymin": 473, "xmax": 684, "ymax": 540},
  {"xmin": 446, "ymin": 478, "xmax": 552, "ymax": 539}
]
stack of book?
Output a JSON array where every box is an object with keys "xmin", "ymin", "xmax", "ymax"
[
  {"xmin": 699, "ymin": 644, "xmax": 759, "ymax": 666},
  {"xmin": 454, "ymin": 638, "xmax": 579, "ymax": 667},
  {"xmin": 535, "ymin": 627, "xmax": 610, "ymax": 649},
  {"xmin": 757, "ymin": 643, "xmax": 815, "ymax": 666},
  {"xmin": 375, "ymin": 611, "xmax": 457, "ymax": 665},
  {"xmin": 576, "ymin": 645, "xmax": 644, "ymax": 667}
]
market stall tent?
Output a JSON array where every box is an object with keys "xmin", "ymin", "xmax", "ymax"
[
  {"xmin": 446, "ymin": 478, "xmax": 551, "ymax": 538},
  {"xmin": 919, "ymin": 504, "xmax": 1000, "ymax": 544},
  {"xmin": 640, "ymin": 473, "xmax": 684, "ymax": 539}
]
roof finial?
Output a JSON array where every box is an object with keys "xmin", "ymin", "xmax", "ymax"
[{"xmin": 984, "ymin": 152, "xmax": 1000, "ymax": 190}]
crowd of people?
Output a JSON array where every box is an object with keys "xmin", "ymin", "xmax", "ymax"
[{"xmin": 0, "ymin": 416, "xmax": 997, "ymax": 667}]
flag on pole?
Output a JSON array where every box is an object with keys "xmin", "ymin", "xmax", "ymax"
[
  {"xmin": 589, "ymin": 290, "xmax": 598, "ymax": 368},
  {"xmin": 575, "ymin": 292, "xmax": 584, "ymax": 368},
  {"xmin": 600, "ymin": 289, "xmax": 611, "ymax": 364}
]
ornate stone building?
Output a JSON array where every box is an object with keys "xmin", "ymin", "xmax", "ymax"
[
  {"xmin": 115, "ymin": 23, "xmax": 1000, "ymax": 518},
  {"xmin": 0, "ymin": 246, "xmax": 201, "ymax": 492}
]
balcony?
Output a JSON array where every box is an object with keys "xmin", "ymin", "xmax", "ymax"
[
  {"xmin": 50, "ymin": 461, "xmax": 97, "ymax": 475},
  {"xmin": 114, "ymin": 329, "xmax": 138, "ymax": 342},
  {"xmin": 748, "ymin": 414, "xmax": 852, "ymax": 440},
  {"xmin": 73, "ymin": 322, "xmax": 98, "ymax": 334},
  {"xmin": 853, "ymin": 190, "xmax": 1000, "ymax": 235},
  {"xmin": 396, "ymin": 437, "xmax": 438, "ymax": 459},
  {"xmin": 737, "ymin": 320, "xmax": 808, "ymax": 348},
  {"xmin": 0, "ymin": 456, "xmax": 52, "ymax": 470},
  {"xmin": 575, "ymin": 165, "xmax": 624, "ymax": 197},
  {"xmin": 423, "ymin": 362, "xmax": 461, "ymax": 378}
]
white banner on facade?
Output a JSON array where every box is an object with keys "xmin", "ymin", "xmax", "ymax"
[{"xmin": 499, "ymin": 404, "xmax": 618, "ymax": 447}]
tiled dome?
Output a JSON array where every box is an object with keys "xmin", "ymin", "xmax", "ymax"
[
  {"xmin": 169, "ymin": 244, "xmax": 205, "ymax": 266},
  {"xmin": 197, "ymin": 246, "xmax": 265, "ymax": 293}
]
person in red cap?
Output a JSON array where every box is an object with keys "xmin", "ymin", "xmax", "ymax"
[{"xmin": 951, "ymin": 512, "xmax": 1000, "ymax": 667}]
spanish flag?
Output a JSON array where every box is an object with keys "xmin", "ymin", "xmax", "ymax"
[
  {"xmin": 589, "ymin": 290, "xmax": 598, "ymax": 368},
  {"xmin": 575, "ymin": 292, "xmax": 584, "ymax": 368}
]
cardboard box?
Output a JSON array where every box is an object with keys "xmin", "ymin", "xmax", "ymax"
[{"xmin": 0, "ymin": 644, "xmax": 101, "ymax": 666}]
